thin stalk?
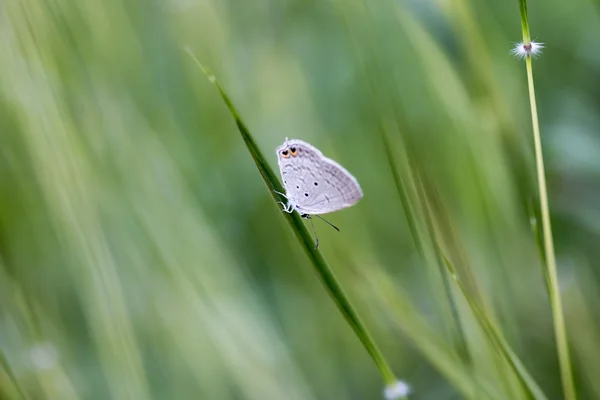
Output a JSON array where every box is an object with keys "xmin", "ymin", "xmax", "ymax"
[
  {"xmin": 408, "ymin": 162, "xmax": 469, "ymax": 363},
  {"xmin": 526, "ymin": 57, "xmax": 575, "ymax": 399},
  {"xmin": 379, "ymin": 130, "xmax": 424, "ymax": 257},
  {"xmin": 517, "ymin": 1, "xmax": 576, "ymax": 399},
  {"xmin": 186, "ymin": 50, "xmax": 403, "ymax": 395}
]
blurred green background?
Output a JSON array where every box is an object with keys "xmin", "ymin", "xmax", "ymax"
[{"xmin": 1, "ymin": 0, "xmax": 600, "ymax": 399}]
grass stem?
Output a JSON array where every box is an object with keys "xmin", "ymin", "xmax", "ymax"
[
  {"xmin": 518, "ymin": 1, "xmax": 576, "ymax": 398},
  {"xmin": 186, "ymin": 49, "xmax": 403, "ymax": 395}
]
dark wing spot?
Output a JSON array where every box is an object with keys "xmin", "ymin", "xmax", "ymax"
[
  {"xmin": 304, "ymin": 193, "xmax": 309, "ymax": 197},
  {"xmin": 314, "ymin": 182, "xmax": 318, "ymax": 186},
  {"xmin": 296, "ymin": 186, "xmax": 300, "ymax": 189}
]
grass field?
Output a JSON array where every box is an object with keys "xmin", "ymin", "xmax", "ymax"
[{"xmin": 1, "ymin": 0, "xmax": 600, "ymax": 399}]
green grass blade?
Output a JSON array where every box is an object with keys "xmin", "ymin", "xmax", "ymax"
[
  {"xmin": 437, "ymin": 254, "xmax": 548, "ymax": 400},
  {"xmin": 403, "ymin": 148, "xmax": 471, "ymax": 363},
  {"xmin": 414, "ymin": 171, "xmax": 548, "ymax": 399},
  {"xmin": 364, "ymin": 269, "xmax": 504, "ymax": 400},
  {"xmin": 517, "ymin": 1, "xmax": 576, "ymax": 398},
  {"xmin": 187, "ymin": 50, "xmax": 401, "ymax": 391}
]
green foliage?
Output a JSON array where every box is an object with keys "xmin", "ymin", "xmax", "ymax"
[{"xmin": 1, "ymin": 0, "xmax": 599, "ymax": 399}]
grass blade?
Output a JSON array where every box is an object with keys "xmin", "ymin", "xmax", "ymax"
[
  {"xmin": 413, "ymin": 168, "xmax": 547, "ymax": 399},
  {"xmin": 516, "ymin": 1, "xmax": 576, "ymax": 398},
  {"xmin": 441, "ymin": 255, "xmax": 548, "ymax": 400},
  {"xmin": 186, "ymin": 50, "xmax": 402, "ymax": 394},
  {"xmin": 364, "ymin": 269, "xmax": 504, "ymax": 400}
]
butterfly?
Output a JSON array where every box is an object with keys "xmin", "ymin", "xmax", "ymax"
[{"xmin": 275, "ymin": 138, "xmax": 363, "ymax": 248}]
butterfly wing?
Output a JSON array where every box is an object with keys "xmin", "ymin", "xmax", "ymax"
[
  {"xmin": 295, "ymin": 156, "xmax": 363, "ymax": 215},
  {"xmin": 277, "ymin": 139, "xmax": 363, "ymax": 215}
]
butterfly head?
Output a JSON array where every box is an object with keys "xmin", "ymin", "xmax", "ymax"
[
  {"xmin": 276, "ymin": 139, "xmax": 299, "ymax": 159},
  {"xmin": 276, "ymin": 138, "xmax": 320, "ymax": 161}
]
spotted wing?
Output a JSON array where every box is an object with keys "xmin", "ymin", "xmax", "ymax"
[{"xmin": 278, "ymin": 141, "xmax": 362, "ymax": 215}]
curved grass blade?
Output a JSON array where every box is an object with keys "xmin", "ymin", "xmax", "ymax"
[
  {"xmin": 416, "ymin": 173, "xmax": 548, "ymax": 400},
  {"xmin": 364, "ymin": 269, "xmax": 504, "ymax": 400},
  {"xmin": 186, "ymin": 50, "xmax": 401, "ymax": 391},
  {"xmin": 442, "ymin": 254, "xmax": 548, "ymax": 400}
]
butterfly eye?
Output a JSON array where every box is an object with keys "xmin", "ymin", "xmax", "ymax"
[
  {"xmin": 281, "ymin": 150, "xmax": 290, "ymax": 158},
  {"xmin": 289, "ymin": 147, "xmax": 298, "ymax": 156}
]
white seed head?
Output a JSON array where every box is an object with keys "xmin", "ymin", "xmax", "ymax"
[
  {"xmin": 384, "ymin": 380, "xmax": 411, "ymax": 399},
  {"xmin": 510, "ymin": 41, "xmax": 545, "ymax": 59}
]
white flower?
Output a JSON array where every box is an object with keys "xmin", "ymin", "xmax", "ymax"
[
  {"xmin": 510, "ymin": 40, "xmax": 545, "ymax": 59},
  {"xmin": 384, "ymin": 380, "xmax": 411, "ymax": 399}
]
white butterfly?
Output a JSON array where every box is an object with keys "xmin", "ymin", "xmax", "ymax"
[{"xmin": 275, "ymin": 138, "xmax": 363, "ymax": 247}]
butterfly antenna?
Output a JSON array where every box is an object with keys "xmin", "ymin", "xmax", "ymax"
[
  {"xmin": 307, "ymin": 216, "xmax": 319, "ymax": 249},
  {"xmin": 314, "ymin": 215, "xmax": 340, "ymax": 232}
]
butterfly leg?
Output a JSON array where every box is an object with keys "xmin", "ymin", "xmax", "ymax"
[
  {"xmin": 276, "ymin": 200, "xmax": 295, "ymax": 213},
  {"xmin": 273, "ymin": 190, "xmax": 288, "ymax": 199},
  {"xmin": 277, "ymin": 201, "xmax": 293, "ymax": 213},
  {"xmin": 274, "ymin": 190, "xmax": 294, "ymax": 212},
  {"xmin": 306, "ymin": 215, "xmax": 319, "ymax": 249},
  {"xmin": 274, "ymin": 190, "xmax": 296, "ymax": 213}
]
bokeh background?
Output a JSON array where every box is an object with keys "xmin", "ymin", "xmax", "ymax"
[{"xmin": 1, "ymin": 0, "xmax": 600, "ymax": 399}]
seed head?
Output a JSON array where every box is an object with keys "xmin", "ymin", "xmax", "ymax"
[
  {"xmin": 384, "ymin": 380, "xmax": 411, "ymax": 399},
  {"xmin": 511, "ymin": 40, "xmax": 545, "ymax": 59}
]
